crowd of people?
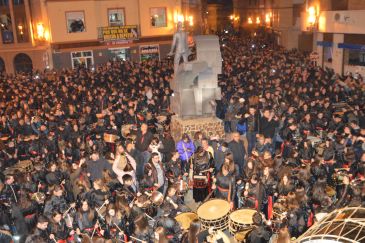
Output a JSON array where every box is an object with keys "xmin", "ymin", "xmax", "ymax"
[{"xmin": 0, "ymin": 29, "xmax": 364, "ymax": 243}]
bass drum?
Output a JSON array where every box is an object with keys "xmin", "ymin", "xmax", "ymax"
[{"xmin": 197, "ymin": 199, "xmax": 230, "ymax": 231}]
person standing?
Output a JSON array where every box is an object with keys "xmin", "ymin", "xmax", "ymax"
[
  {"xmin": 228, "ymin": 132, "xmax": 246, "ymax": 174},
  {"xmin": 134, "ymin": 123, "xmax": 153, "ymax": 180},
  {"xmin": 176, "ymin": 134, "xmax": 195, "ymax": 174}
]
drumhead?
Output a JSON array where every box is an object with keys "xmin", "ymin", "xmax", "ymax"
[
  {"xmin": 230, "ymin": 209, "xmax": 257, "ymax": 224},
  {"xmin": 197, "ymin": 199, "xmax": 230, "ymax": 220},
  {"xmin": 175, "ymin": 212, "xmax": 198, "ymax": 230}
]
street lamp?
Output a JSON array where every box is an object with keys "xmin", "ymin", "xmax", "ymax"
[{"xmin": 248, "ymin": 17, "xmax": 253, "ymax": 24}]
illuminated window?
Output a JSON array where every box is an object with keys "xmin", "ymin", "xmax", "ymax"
[
  {"xmin": 108, "ymin": 8, "xmax": 125, "ymax": 26},
  {"xmin": 150, "ymin": 7, "xmax": 167, "ymax": 27}
]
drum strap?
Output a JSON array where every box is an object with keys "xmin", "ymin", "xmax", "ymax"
[{"xmin": 228, "ymin": 180, "xmax": 231, "ymax": 203}]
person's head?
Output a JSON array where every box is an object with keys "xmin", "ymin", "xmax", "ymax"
[
  {"xmin": 221, "ymin": 142, "xmax": 228, "ymax": 152},
  {"xmin": 151, "ymin": 152, "xmax": 160, "ymax": 163},
  {"xmin": 5, "ymin": 174, "xmax": 14, "ymax": 185},
  {"xmin": 36, "ymin": 215, "xmax": 49, "ymax": 230},
  {"xmin": 172, "ymin": 151, "xmax": 180, "ymax": 160},
  {"xmin": 141, "ymin": 123, "xmax": 148, "ymax": 133},
  {"xmin": 91, "ymin": 151, "xmax": 99, "ymax": 161},
  {"xmin": 107, "ymin": 204, "xmax": 116, "ymax": 217},
  {"xmin": 81, "ymin": 200, "xmax": 89, "ymax": 211},
  {"xmin": 52, "ymin": 211, "xmax": 62, "ymax": 223},
  {"xmin": 249, "ymin": 106, "xmax": 256, "ymax": 115},
  {"xmin": 263, "ymin": 109, "xmax": 271, "ymax": 118},
  {"xmin": 122, "ymin": 174, "xmax": 133, "ymax": 186},
  {"xmin": 48, "ymin": 162, "xmax": 58, "ymax": 172},
  {"xmin": 134, "ymin": 214, "xmax": 149, "ymax": 232},
  {"xmin": 250, "ymin": 174, "xmax": 258, "ymax": 184},
  {"xmin": 282, "ymin": 174, "xmax": 289, "ymax": 184},
  {"xmin": 252, "ymin": 212, "xmax": 263, "ymax": 226},
  {"xmin": 167, "ymin": 186, "xmax": 177, "ymax": 197},
  {"xmin": 201, "ymin": 138, "xmax": 209, "ymax": 149},
  {"xmin": 247, "ymin": 159, "xmax": 254, "ymax": 169},
  {"xmin": 188, "ymin": 219, "xmax": 201, "ymax": 243},
  {"xmin": 53, "ymin": 185, "xmax": 63, "ymax": 197},
  {"xmin": 232, "ymin": 132, "xmax": 240, "ymax": 142},
  {"xmin": 93, "ymin": 179, "xmax": 104, "ymax": 190},
  {"xmin": 222, "ymin": 164, "xmax": 230, "ymax": 176},
  {"xmin": 182, "ymin": 133, "xmax": 190, "ymax": 143}
]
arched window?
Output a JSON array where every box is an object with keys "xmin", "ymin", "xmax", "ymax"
[
  {"xmin": 13, "ymin": 53, "xmax": 32, "ymax": 73},
  {"xmin": 0, "ymin": 57, "xmax": 5, "ymax": 73}
]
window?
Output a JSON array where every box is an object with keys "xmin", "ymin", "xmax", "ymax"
[
  {"xmin": 66, "ymin": 11, "xmax": 86, "ymax": 33},
  {"xmin": 347, "ymin": 49, "xmax": 365, "ymax": 67},
  {"xmin": 108, "ymin": 8, "xmax": 125, "ymax": 26},
  {"xmin": 150, "ymin": 7, "xmax": 167, "ymax": 27},
  {"xmin": 71, "ymin": 51, "xmax": 93, "ymax": 68}
]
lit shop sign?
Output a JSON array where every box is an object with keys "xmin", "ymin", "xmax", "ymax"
[
  {"xmin": 140, "ymin": 44, "xmax": 160, "ymax": 61},
  {"xmin": 98, "ymin": 25, "xmax": 138, "ymax": 41}
]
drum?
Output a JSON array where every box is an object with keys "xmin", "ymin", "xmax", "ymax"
[
  {"xmin": 234, "ymin": 227, "xmax": 253, "ymax": 243},
  {"xmin": 103, "ymin": 133, "xmax": 119, "ymax": 143},
  {"xmin": 229, "ymin": 208, "xmax": 257, "ymax": 235},
  {"xmin": 121, "ymin": 124, "xmax": 134, "ymax": 139},
  {"xmin": 197, "ymin": 199, "xmax": 230, "ymax": 231},
  {"xmin": 175, "ymin": 212, "xmax": 198, "ymax": 231},
  {"xmin": 175, "ymin": 180, "xmax": 188, "ymax": 195},
  {"xmin": 17, "ymin": 160, "xmax": 33, "ymax": 172}
]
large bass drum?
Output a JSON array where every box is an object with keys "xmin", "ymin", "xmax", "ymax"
[
  {"xmin": 296, "ymin": 207, "xmax": 365, "ymax": 243},
  {"xmin": 197, "ymin": 199, "xmax": 230, "ymax": 231},
  {"xmin": 229, "ymin": 208, "xmax": 257, "ymax": 235}
]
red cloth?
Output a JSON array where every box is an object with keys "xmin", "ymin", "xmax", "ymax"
[
  {"xmin": 268, "ymin": 196, "xmax": 273, "ymax": 220},
  {"xmin": 307, "ymin": 212, "xmax": 314, "ymax": 227}
]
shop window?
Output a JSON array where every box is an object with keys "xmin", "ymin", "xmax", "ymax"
[
  {"xmin": 71, "ymin": 50, "xmax": 93, "ymax": 68},
  {"xmin": 66, "ymin": 11, "xmax": 86, "ymax": 33},
  {"xmin": 346, "ymin": 50, "xmax": 365, "ymax": 66},
  {"xmin": 108, "ymin": 8, "xmax": 125, "ymax": 26},
  {"xmin": 14, "ymin": 53, "xmax": 32, "ymax": 73},
  {"xmin": 150, "ymin": 7, "xmax": 167, "ymax": 27},
  {"xmin": 109, "ymin": 48, "xmax": 129, "ymax": 61}
]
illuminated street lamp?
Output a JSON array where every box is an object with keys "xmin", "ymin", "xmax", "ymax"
[
  {"xmin": 256, "ymin": 17, "xmax": 260, "ymax": 24},
  {"xmin": 248, "ymin": 17, "xmax": 253, "ymax": 24},
  {"xmin": 307, "ymin": 6, "xmax": 319, "ymax": 31}
]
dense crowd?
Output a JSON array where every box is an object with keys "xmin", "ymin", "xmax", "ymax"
[{"xmin": 0, "ymin": 30, "xmax": 364, "ymax": 243}]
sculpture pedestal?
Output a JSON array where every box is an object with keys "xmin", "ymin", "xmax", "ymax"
[{"xmin": 170, "ymin": 115, "xmax": 225, "ymax": 142}]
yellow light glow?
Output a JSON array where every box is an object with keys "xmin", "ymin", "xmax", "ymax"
[
  {"xmin": 177, "ymin": 14, "xmax": 184, "ymax": 23},
  {"xmin": 18, "ymin": 25, "xmax": 23, "ymax": 30},
  {"xmin": 230, "ymin": 15, "xmax": 234, "ymax": 20},
  {"xmin": 234, "ymin": 16, "xmax": 239, "ymax": 21},
  {"xmin": 37, "ymin": 23, "xmax": 45, "ymax": 38},
  {"xmin": 308, "ymin": 6, "xmax": 316, "ymax": 16},
  {"xmin": 44, "ymin": 30, "xmax": 50, "ymax": 41},
  {"xmin": 188, "ymin": 16, "xmax": 193, "ymax": 26},
  {"xmin": 265, "ymin": 13, "xmax": 271, "ymax": 23},
  {"xmin": 248, "ymin": 17, "xmax": 253, "ymax": 24},
  {"xmin": 256, "ymin": 17, "xmax": 260, "ymax": 24},
  {"xmin": 307, "ymin": 6, "xmax": 318, "ymax": 26}
]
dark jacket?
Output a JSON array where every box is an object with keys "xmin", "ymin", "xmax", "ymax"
[
  {"xmin": 228, "ymin": 140, "xmax": 246, "ymax": 166},
  {"xmin": 135, "ymin": 131, "xmax": 153, "ymax": 152}
]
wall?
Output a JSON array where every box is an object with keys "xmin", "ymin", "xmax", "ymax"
[
  {"xmin": 0, "ymin": 49, "xmax": 47, "ymax": 72},
  {"xmin": 138, "ymin": 0, "xmax": 181, "ymax": 37},
  {"xmin": 46, "ymin": 0, "xmax": 139, "ymax": 43},
  {"xmin": 301, "ymin": 10, "xmax": 365, "ymax": 34}
]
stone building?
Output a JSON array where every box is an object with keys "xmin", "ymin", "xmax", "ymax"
[{"xmin": 0, "ymin": 0, "xmax": 205, "ymax": 73}]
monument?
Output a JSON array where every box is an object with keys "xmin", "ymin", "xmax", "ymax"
[{"xmin": 168, "ymin": 23, "xmax": 224, "ymax": 141}]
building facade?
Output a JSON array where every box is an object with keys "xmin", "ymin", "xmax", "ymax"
[
  {"xmin": 232, "ymin": 0, "xmax": 312, "ymax": 51},
  {"xmin": 301, "ymin": 0, "xmax": 365, "ymax": 76},
  {"xmin": 0, "ymin": 0, "xmax": 204, "ymax": 73}
]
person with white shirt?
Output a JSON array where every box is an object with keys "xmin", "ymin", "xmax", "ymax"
[{"xmin": 112, "ymin": 144, "xmax": 137, "ymax": 191}]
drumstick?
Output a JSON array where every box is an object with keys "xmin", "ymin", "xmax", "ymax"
[
  {"xmin": 129, "ymin": 235, "xmax": 145, "ymax": 242},
  {"xmin": 91, "ymin": 219, "xmax": 100, "ymax": 239},
  {"xmin": 145, "ymin": 213, "xmax": 156, "ymax": 221},
  {"xmin": 63, "ymin": 205, "xmax": 73, "ymax": 217},
  {"xmin": 96, "ymin": 200, "xmax": 108, "ymax": 213}
]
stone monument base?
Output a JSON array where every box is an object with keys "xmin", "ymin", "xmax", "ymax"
[{"xmin": 170, "ymin": 116, "xmax": 225, "ymax": 142}]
